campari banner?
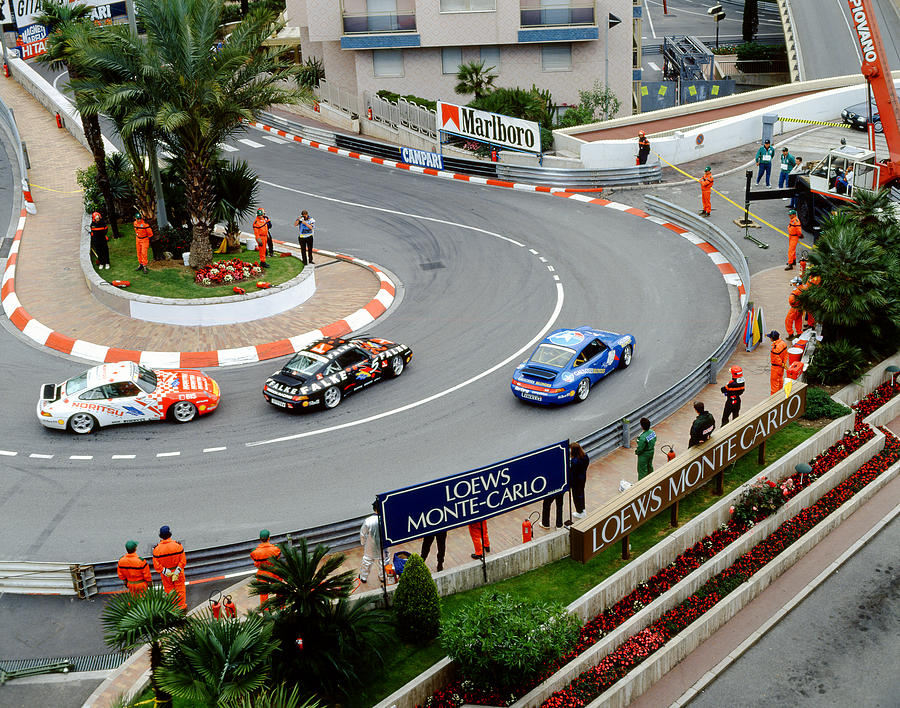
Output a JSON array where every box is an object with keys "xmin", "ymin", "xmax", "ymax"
[
  {"xmin": 377, "ymin": 440, "xmax": 569, "ymax": 547},
  {"xmin": 437, "ymin": 100, "xmax": 541, "ymax": 154},
  {"xmin": 12, "ymin": 0, "xmax": 127, "ymax": 60}
]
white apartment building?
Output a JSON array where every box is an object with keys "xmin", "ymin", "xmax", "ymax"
[{"xmin": 285, "ymin": 0, "xmax": 642, "ymax": 114}]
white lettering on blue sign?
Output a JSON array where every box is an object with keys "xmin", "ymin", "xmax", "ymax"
[{"xmin": 400, "ymin": 147, "xmax": 444, "ymax": 170}]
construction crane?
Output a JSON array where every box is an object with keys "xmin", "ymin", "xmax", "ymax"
[{"xmin": 794, "ymin": 0, "xmax": 900, "ymax": 231}]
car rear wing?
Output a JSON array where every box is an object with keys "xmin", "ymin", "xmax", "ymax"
[{"xmin": 40, "ymin": 383, "xmax": 60, "ymax": 403}]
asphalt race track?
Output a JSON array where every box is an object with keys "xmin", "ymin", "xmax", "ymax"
[{"xmin": 0, "ymin": 128, "xmax": 730, "ymax": 563}]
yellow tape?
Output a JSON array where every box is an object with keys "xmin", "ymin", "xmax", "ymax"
[
  {"xmin": 30, "ymin": 183, "xmax": 84, "ymax": 194},
  {"xmin": 652, "ymin": 152, "xmax": 814, "ymax": 250},
  {"xmin": 776, "ymin": 116, "xmax": 851, "ymax": 129}
]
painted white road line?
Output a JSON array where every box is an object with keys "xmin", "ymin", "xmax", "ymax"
[
  {"xmin": 237, "ymin": 138, "xmax": 265, "ymax": 149},
  {"xmin": 539, "ymin": 256, "xmax": 548, "ymax": 262},
  {"xmin": 262, "ymin": 135, "xmax": 287, "ymax": 144},
  {"xmin": 112, "ymin": 454, "xmax": 136, "ymax": 459},
  {"xmin": 0, "ymin": 450, "xmax": 17, "ymax": 456},
  {"xmin": 69, "ymin": 455, "xmax": 93, "ymax": 460},
  {"xmin": 644, "ymin": 0, "xmax": 656, "ymax": 38},
  {"xmin": 30, "ymin": 453, "xmax": 53, "ymax": 459},
  {"xmin": 648, "ymin": 61, "xmax": 660, "ymax": 71},
  {"xmin": 53, "ymin": 69, "xmax": 70, "ymax": 92},
  {"xmin": 529, "ymin": 248, "xmax": 539, "ymax": 254},
  {"xmin": 203, "ymin": 447, "xmax": 227, "ymax": 453},
  {"xmin": 157, "ymin": 451, "xmax": 181, "ymax": 457},
  {"xmin": 247, "ymin": 281, "xmax": 565, "ymax": 448},
  {"xmin": 219, "ymin": 143, "xmax": 239, "ymax": 152}
]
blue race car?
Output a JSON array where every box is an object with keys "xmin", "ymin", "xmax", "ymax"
[{"xmin": 510, "ymin": 327, "xmax": 635, "ymax": 405}]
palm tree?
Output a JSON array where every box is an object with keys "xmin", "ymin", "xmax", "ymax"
[
  {"xmin": 36, "ymin": 0, "xmax": 122, "ymax": 239},
  {"xmin": 799, "ymin": 214, "xmax": 900, "ymax": 350},
  {"xmin": 224, "ymin": 684, "xmax": 320, "ymax": 708},
  {"xmin": 454, "ymin": 60, "xmax": 496, "ymax": 100},
  {"xmin": 251, "ymin": 540, "xmax": 391, "ymax": 700},
  {"xmin": 98, "ymin": 0, "xmax": 309, "ymax": 268},
  {"xmin": 214, "ymin": 159, "xmax": 260, "ymax": 252},
  {"xmin": 838, "ymin": 187, "xmax": 900, "ymax": 246},
  {"xmin": 156, "ymin": 613, "xmax": 277, "ymax": 705},
  {"xmin": 101, "ymin": 586, "xmax": 186, "ymax": 708}
]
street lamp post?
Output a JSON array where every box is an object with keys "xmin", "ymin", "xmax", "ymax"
[{"xmin": 707, "ymin": 5, "xmax": 726, "ymax": 49}]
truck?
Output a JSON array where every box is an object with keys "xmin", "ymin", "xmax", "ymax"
[{"xmin": 794, "ymin": 0, "xmax": 900, "ymax": 232}]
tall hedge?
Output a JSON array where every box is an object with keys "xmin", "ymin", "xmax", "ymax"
[{"xmin": 393, "ymin": 554, "xmax": 441, "ymax": 643}]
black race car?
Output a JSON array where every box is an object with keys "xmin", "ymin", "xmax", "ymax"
[{"xmin": 263, "ymin": 336, "xmax": 412, "ymax": 411}]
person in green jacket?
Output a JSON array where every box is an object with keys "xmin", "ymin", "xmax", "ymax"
[
  {"xmin": 635, "ymin": 417, "xmax": 656, "ymax": 480},
  {"xmin": 777, "ymin": 147, "xmax": 796, "ymax": 189},
  {"xmin": 755, "ymin": 138, "xmax": 775, "ymax": 186}
]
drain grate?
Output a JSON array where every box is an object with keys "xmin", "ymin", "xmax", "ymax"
[
  {"xmin": 0, "ymin": 652, "xmax": 128, "ymax": 673},
  {"xmin": 420, "ymin": 261, "xmax": 445, "ymax": 270}
]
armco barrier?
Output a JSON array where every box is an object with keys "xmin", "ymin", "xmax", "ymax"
[
  {"xmin": 0, "ymin": 561, "xmax": 78, "ymax": 595},
  {"xmin": 88, "ymin": 515, "xmax": 367, "ymax": 594},
  {"xmin": 0, "ymin": 85, "xmax": 34, "ymax": 215}
]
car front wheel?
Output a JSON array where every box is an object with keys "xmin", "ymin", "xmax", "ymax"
[
  {"xmin": 170, "ymin": 401, "xmax": 197, "ymax": 423},
  {"xmin": 388, "ymin": 355, "xmax": 405, "ymax": 378},
  {"xmin": 323, "ymin": 386, "xmax": 342, "ymax": 409},
  {"xmin": 69, "ymin": 413, "xmax": 97, "ymax": 435},
  {"xmin": 575, "ymin": 378, "xmax": 591, "ymax": 403},
  {"xmin": 619, "ymin": 345, "xmax": 633, "ymax": 369}
]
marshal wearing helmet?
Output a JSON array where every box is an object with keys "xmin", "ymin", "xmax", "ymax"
[{"xmin": 720, "ymin": 365, "xmax": 745, "ymax": 425}]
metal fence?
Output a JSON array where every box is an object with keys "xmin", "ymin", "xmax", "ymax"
[
  {"xmin": 363, "ymin": 91, "xmax": 437, "ymax": 138},
  {"xmin": 314, "ymin": 79, "xmax": 360, "ymax": 118},
  {"xmin": 576, "ymin": 196, "xmax": 750, "ymax": 457}
]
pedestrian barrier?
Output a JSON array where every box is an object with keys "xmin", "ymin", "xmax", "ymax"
[
  {"xmin": 576, "ymin": 196, "xmax": 750, "ymax": 458},
  {"xmin": 0, "ymin": 561, "xmax": 81, "ymax": 595},
  {"xmin": 777, "ymin": 116, "xmax": 851, "ymax": 129}
]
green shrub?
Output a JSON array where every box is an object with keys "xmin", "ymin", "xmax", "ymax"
[
  {"xmin": 440, "ymin": 591, "xmax": 581, "ymax": 693},
  {"xmin": 392, "ymin": 554, "xmax": 440, "ymax": 643},
  {"xmin": 803, "ymin": 386, "xmax": 851, "ymax": 420},
  {"xmin": 806, "ymin": 340, "xmax": 868, "ymax": 385},
  {"xmin": 298, "ymin": 56, "xmax": 325, "ymax": 88},
  {"xmin": 375, "ymin": 90, "xmax": 436, "ymax": 111},
  {"xmin": 76, "ymin": 156, "xmax": 135, "ymax": 219}
]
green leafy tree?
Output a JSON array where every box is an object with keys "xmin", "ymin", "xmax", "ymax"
[
  {"xmin": 250, "ymin": 540, "xmax": 391, "ymax": 700},
  {"xmin": 213, "ymin": 159, "xmax": 260, "ymax": 251},
  {"xmin": 454, "ymin": 60, "xmax": 496, "ymax": 100},
  {"xmin": 798, "ymin": 213, "xmax": 900, "ymax": 354},
  {"xmin": 157, "ymin": 613, "xmax": 277, "ymax": 705},
  {"xmin": 557, "ymin": 81, "xmax": 621, "ymax": 127},
  {"xmin": 96, "ymin": 0, "xmax": 309, "ymax": 268},
  {"xmin": 441, "ymin": 591, "xmax": 581, "ymax": 693},
  {"xmin": 393, "ymin": 553, "xmax": 441, "ymax": 643},
  {"xmin": 36, "ymin": 0, "xmax": 121, "ymax": 238},
  {"xmin": 742, "ymin": 0, "xmax": 759, "ymax": 43},
  {"xmin": 101, "ymin": 586, "xmax": 186, "ymax": 708}
]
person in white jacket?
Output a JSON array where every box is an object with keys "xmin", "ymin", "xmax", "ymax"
[{"xmin": 359, "ymin": 500, "xmax": 390, "ymax": 583}]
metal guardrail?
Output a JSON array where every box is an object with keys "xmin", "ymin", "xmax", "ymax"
[
  {"xmin": 576, "ymin": 196, "xmax": 750, "ymax": 457},
  {"xmin": 497, "ymin": 162, "xmax": 661, "ymax": 187},
  {"xmin": 89, "ymin": 515, "xmax": 367, "ymax": 593},
  {"xmin": 258, "ymin": 111, "xmax": 337, "ymax": 146},
  {"xmin": 776, "ymin": 0, "xmax": 804, "ymax": 82},
  {"xmin": 0, "ymin": 562, "xmax": 79, "ymax": 595},
  {"xmin": 0, "ymin": 89, "xmax": 31, "ymax": 216}
]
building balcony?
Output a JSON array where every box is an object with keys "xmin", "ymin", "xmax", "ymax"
[
  {"xmin": 342, "ymin": 0, "xmax": 416, "ymax": 34},
  {"xmin": 519, "ymin": 0, "xmax": 596, "ymax": 28}
]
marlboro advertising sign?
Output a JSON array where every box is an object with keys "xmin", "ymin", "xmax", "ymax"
[{"xmin": 437, "ymin": 101, "xmax": 541, "ymax": 153}]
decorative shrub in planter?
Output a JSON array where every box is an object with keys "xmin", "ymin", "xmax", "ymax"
[
  {"xmin": 194, "ymin": 259, "xmax": 262, "ymax": 287},
  {"xmin": 393, "ymin": 554, "xmax": 441, "ymax": 644}
]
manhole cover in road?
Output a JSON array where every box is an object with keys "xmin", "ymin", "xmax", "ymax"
[{"xmin": 420, "ymin": 261, "xmax": 445, "ymax": 270}]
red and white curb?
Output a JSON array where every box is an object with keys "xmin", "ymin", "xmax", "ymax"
[
  {"xmin": 246, "ymin": 120, "xmax": 748, "ymax": 307},
  {"xmin": 2, "ymin": 211, "xmax": 397, "ymax": 368}
]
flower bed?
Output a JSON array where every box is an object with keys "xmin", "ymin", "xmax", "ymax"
[
  {"xmin": 194, "ymin": 259, "xmax": 262, "ymax": 286},
  {"xmin": 422, "ymin": 388, "xmax": 892, "ymax": 708},
  {"xmin": 541, "ymin": 428, "xmax": 900, "ymax": 707}
]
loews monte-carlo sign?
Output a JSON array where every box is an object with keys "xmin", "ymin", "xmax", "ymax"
[
  {"xmin": 436, "ymin": 101, "xmax": 541, "ymax": 153},
  {"xmin": 571, "ymin": 385, "xmax": 807, "ymax": 563}
]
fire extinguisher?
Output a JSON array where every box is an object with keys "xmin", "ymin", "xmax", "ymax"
[
  {"xmin": 522, "ymin": 511, "xmax": 540, "ymax": 543},
  {"xmin": 313, "ymin": 100, "xmax": 320, "ymax": 112},
  {"xmin": 256, "ymin": 281, "xmax": 271, "ymax": 289},
  {"xmin": 222, "ymin": 595, "xmax": 237, "ymax": 618},
  {"xmin": 3, "ymin": 63, "xmax": 9, "ymax": 78},
  {"xmin": 295, "ymin": 637, "xmax": 304, "ymax": 651},
  {"xmin": 661, "ymin": 444, "xmax": 676, "ymax": 462},
  {"xmin": 232, "ymin": 286, "xmax": 245, "ymax": 294},
  {"xmin": 798, "ymin": 251, "xmax": 809, "ymax": 277},
  {"xmin": 367, "ymin": 106, "xmax": 373, "ymax": 121},
  {"xmin": 490, "ymin": 148, "xmax": 498, "ymax": 162},
  {"xmin": 209, "ymin": 591, "xmax": 222, "ymax": 619},
  {"xmin": 55, "ymin": 112, "xmax": 63, "ymax": 129}
]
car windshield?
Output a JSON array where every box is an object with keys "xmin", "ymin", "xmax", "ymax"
[
  {"xmin": 136, "ymin": 365, "xmax": 158, "ymax": 394},
  {"xmin": 530, "ymin": 344, "xmax": 575, "ymax": 368},
  {"xmin": 64, "ymin": 372, "xmax": 89, "ymax": 396},
  {"xmin": 284, "ymin": 352, "xmax": 327, "ymax": 376}
]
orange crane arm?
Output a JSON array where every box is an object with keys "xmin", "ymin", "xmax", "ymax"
[{"xmin": 847, "ymin": 0, "xmax": 900, "ymax": 177}]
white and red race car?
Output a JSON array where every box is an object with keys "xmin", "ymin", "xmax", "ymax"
[{"xmin": 37, "ymin": 362, "xmax": 221, "ymax": 434}]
